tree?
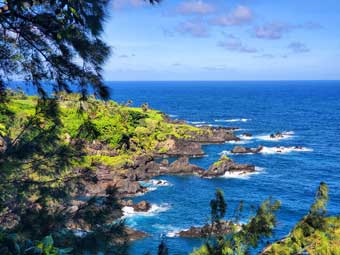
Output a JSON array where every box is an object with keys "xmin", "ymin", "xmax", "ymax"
[
  {"xmin": 0, "ymin": 0, "xmax": 160, "ymax": 99},
  {"xmin": 192, "ymin": 190, "xmax": 281, "ymax": 255},
  {"xmin": 0, "ymin": 0, "xmax": 160, "ymax": 250}
]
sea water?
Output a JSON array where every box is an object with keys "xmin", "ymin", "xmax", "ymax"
[{"xmin": 108, "ymin": 81, "xmax": 340, "ymax": 254}]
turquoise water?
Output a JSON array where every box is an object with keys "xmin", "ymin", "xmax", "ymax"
[{"xmin": 108, "ymin": 81, "xmax": 340, "ymax": 254}]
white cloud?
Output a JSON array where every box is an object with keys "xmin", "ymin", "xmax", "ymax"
[
  {"xmin": 288, "ymin": 42, "xmax": 310, "ymax": 53},
  {"xmin": 177, "ymin": 20, "xmax": 210, "ymax": 38},
  {"xmin": 212, "ymin": 5, "xmax": 253, "ymax": 26},
  {"xmin": 218, "ymin": 35, "xmax": 257, "ymax": 53},
  {"xmin": 176, "ymin": 1, "xmax": 215, "ymax": 15}
]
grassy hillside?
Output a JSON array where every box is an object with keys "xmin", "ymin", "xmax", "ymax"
[{"xmin": 2, "ymin": 93, "xmax": 203, "ymax": 170}]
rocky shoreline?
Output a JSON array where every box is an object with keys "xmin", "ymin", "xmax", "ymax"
[
  {"xmin": 178, "ymin": 221, "xmax": 238, "ymax": 238},
  {"xmin": 64, "ymin": 125, "xmax": 258, "ymax": 241}
]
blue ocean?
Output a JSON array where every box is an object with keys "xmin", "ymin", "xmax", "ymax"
[{"xmin": 107, "ymin": 81, "xmax": 340, "ymax": 254}]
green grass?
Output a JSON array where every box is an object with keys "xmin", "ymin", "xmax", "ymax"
[
  {"xmin": 213, "ymin": 155, "xmax": 232, "ymax": 167},
  {"xmin": 2, "ymin": 94, "xmax": 204, "ymax": 169}
]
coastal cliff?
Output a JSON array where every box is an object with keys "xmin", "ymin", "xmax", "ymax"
[{"xmin": 0, "ymin": 93, "xmax": 256, "ymax": 243}]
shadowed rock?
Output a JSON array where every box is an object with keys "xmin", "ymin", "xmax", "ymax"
[
  {"xmin": 202, "ymin": 156, "xmax": 255, "ymax": 178},
  {"xmin": 179, "ymin": 221, "xmax": 236, "ymax": 238},
  {"xmin": 231, "ymin": 145, "xmax": 263, "ymax": 154}
]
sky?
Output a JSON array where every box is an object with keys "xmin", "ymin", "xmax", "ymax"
[{"xmin": 102, "ymin": 0, "xmax": 340, "ymax": 81}]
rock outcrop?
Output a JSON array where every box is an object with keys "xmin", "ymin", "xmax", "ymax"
[
  {"xmin": 270, "ymin": 132, "xmax": 284, "ymax": 139},
  {"xmin": 231, "ymin": 145, "xmax": 263, "ymax": 154},
  {"xmin": 190, "ymin": 127, "xmax": 240, "ymax": 143},
  {"xmin": 132, "ymin": 201, "xmax": 151, "ymax": 212},
  {"xmin": 156, "ymin": 138, "xmax": 205, "ymax": 157},
  {"xmin": 202, "ymin": 156, "xmax": 255, "ymax": 178},
  {"xmin": 179, "ymin": 221, "xmax": 236, "ymax": 238},
  {"xmin": 165, "ymin": 156, "xmax": 204, "ymax": 175}
]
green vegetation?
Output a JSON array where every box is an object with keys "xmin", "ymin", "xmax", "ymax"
[
  {"xmin": 213, "ymin": 155, "xmax": 232, "ymax": 167},
  {"xmin": 3, "ymin": 93, "xmax": 203, "ymax": 170},
  {"xmin": 191, "ymin": 190, "xmax": 281, "ymax": 255},
  {"xmin": 0, "ymin": 91, "xmax": 206, "ymax": 250},
  {"xmin": 263, "ymin": 183, "xmax": 340, "ymax": 255},
  {"xmin": 190, "ymin": 183, "xmax": 339, "ymax": 255},
  {"xmin": 0, "ymin": 234, "xmax": 72, "ymax": 255}
]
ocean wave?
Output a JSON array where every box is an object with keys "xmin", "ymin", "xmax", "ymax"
[
  {"xmin": 151, "ymin": 224, "xmax": 184, "ymax": 237},
  {"xmin": 260, "ymin": 146, "xmax": 313, "ymax": 154},
  {"xmin": 168, "ymin": 114, "xmax": 178, "ymax": 118},
  {"xmin": 188, "ymin": 121, "xmax": 207, "ymax": 125},
  {"xmin": 221, "ymin": 146, "xmax": 313, "ymax": 155},
  {"xmin": 215, "ymin": 118, "xmax": 251, "ymax": 123},
  {"xmin": 166, "ymin": 228, "xmax": 188, "ymax": 238},
  {"xmin": 221, "ymin": 167, "xmax": 265, "ymax": 179},
  {"xmin": 195, "ymin": 124, "xmax": 219, "ymax": 127},
  {"xmin": 139, "ymin": 179, "xmax": 172, "ymax": 193},
  {"xmin": 225, "ymin": 140, "xmax": 250, "ymax": 145},
  {"xmin": 240, "ymin": 131, "xmax": 295, "ymax": 141},
  {"xmin": 122, "ymin": 203, "xmax": 171, "ymax": 218}
]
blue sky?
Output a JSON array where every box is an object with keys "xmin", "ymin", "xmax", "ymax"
[{"xmin": 102, "ymin": 0, "xmax": 340, "ymax": 81}]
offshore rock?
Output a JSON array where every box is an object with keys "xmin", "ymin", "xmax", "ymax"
[{"xmin": 202, "ymin": 156, "xmax": 255, "ymax": 178}]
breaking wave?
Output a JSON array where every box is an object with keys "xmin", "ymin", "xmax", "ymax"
[
  {"xmin": 240, "ymin": 131, "xmax": 295, "ymax": 141},
  {"xmin": 122, "ymin": 203, "xmax": 171, "ymax": 218},
  {"xmin": 215, "ymin": 118, "xmax": 251, "ymax": 123}
]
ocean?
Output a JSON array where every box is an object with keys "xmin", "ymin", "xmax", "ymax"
[{"xmin": 107, "ymin": 81, "xmax": 340, "ymax": 254}]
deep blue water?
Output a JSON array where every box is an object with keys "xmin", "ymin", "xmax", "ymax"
[{"xmin": 107, "ymin": 81, "xmax": 340, "ymax": 255}]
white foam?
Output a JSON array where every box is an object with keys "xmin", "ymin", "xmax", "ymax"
[
  {"xmin": 122, "ymin": 203, "xmax": 171, "ymax": 218},
  {"xmin": 221, "ymin": 146, "xmax": 313, "ymax": 155},
  {"xmin": 225, "ymin": 140, "xmax": 250, "ymax": 145},
  {"xmin": 195, "ymin": 124, "xmax": 219, "ymax": 127},
  {"xmin": 220, "ymin": 150, "xmax": 252, "ymax": 155},
  {"xmin": 151, "ymin": 224, "xmax": 185, "ymax": 237},
  {"xmin": 222, "ymin": 167, "xmax": 265, "ymax": 179},
  {"xmin": 166, "ymin": 228, "xmax": 189, "ymax": 238},
  {"xmin": 148, "ymin": 179, "xmax": 172, "ymax": 187},
  {"xmin": 139, "ymin": 179, "xmax": 172, "ymax": 193},
  {"xmin": 256, "ymin": 131, "xmax": 295, "ymax": 141},
  {"xmin": 72, "ymin": 229, "xmax": 91, "ymax": 237},
  {"xmin": 260, "ymin": 146, "xmax": 313, "ymax": 154},
  {"xmin": 215, "ymin": 118, "xmax": 250, "ymax": 123},
  {"xmin": 168, "ymin": 114, "xmax": 178, "ymax": 118},
  {"xmin": 188, "ymin": 121, "xmax": 206, "ymax": 125}
]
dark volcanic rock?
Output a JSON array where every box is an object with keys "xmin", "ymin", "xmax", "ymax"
[
  {"xmin": 231, "ymin": 145, "xmax": 263, "ymax": 154},
  {"xmin": 202, "ymin": 156, "xmax": 255, "ymax": 178},
  {"xmin": 165, "ymin": 157, "xmax": 204, "ymax": 175},
  {"xmin": 179, "ymin": 221, "xmax": 235, "ymax": 238},
  {"xmin": 132, "ymin": 201, "xmax": 151, "ymax": 212},
  {"xmin": 190, "ymin": 127, "xmax": 240, "ymax": 143},
  {"xmin": 124, "ymin": 227, "xmax": 149, "ymax": 242},
  {"xmin": 270, "ymin": 132, "xmax": 284, "ymax": 139},
  {"xmin": 156, "ymin": 138, "xmax": 205, "ymax": 157},
  {"xmin": 242, "ymin": 132, "xmax": 252, "ymax": 137},
  {"xmin": 115, "ymin": 179, "xmax": 147, "ymax": 196}
]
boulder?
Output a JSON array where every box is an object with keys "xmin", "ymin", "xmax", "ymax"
[
  {"xmin": 270, "ymin": 132, "xmax": 284, "ymax": 139},
  {"xmin": 190, "ymin": 127, "xmax": 240, "ymax": 143},
  {"xmin": 115, "ymin": 179, "xmax": 146, "ymax": 196},
  {"xmin": 179, "ymin": 221, "xmax": 235, "ymax": 238},
  {"xmin": 202, "ymin": 156, "xmax": 255, "ymax": 178},
  {"xmin": 242, "ymin": 132, "xmax": 253, "ymax": 137},
  {"xmin": 156, "ymin": 138, "xmax": 205, "ymax": 157},
  {"xmin": 132, "ymin": 201, "xmax": 151, "ymax": 212},
  {"xmin": 165, "ymin": 157, "xmax": 204, "ymax": 175},
  {"xmin": 231, "ymin": 145, "xmax": 263, "ymax": 154}
]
